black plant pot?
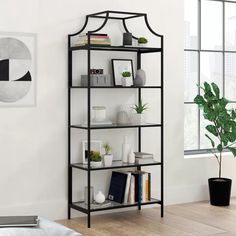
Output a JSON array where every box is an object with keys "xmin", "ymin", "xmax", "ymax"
[{"xmin": 208, "ymin": 178, "xmax": 232, "ymax": 206}]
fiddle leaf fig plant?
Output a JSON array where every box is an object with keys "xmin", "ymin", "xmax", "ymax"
[{"xmin": 194, "ymin": 82, "xmax": 236, "ymax": 178}]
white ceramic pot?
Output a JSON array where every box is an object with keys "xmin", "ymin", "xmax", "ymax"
[
  {"xmin": 121, "ymin": 77, "xmax": 132, "ymax": 87},
  {"xmin": 94, "ymin": 191, "xmax": 106, "ymax": 204},
  {"xmin": 103, "ymin": 154, "xmax": 113, "ymax": 166},
  {"xmin": 90, "ymin": 161, "xmax": 102, "ymax": 167},
  {"xmin": 133, "ymin": 113, "xmax": 146, "ymax": 124},
  {"xmin": 138, "ymin": 43, "xmax": 148, "ymax": 47}
]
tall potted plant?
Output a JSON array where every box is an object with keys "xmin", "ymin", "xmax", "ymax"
[{"xmin": 194, "ymin": 82, "xmax": 236, "ymax": 206}]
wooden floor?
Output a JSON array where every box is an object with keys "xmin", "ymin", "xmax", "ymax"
[{"xmin": 58, "ymin": 198, "xmax": 236, "ymax": 236}]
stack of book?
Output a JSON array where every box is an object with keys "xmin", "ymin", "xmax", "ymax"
[
  {"xmin": 75, "ymin": 33, "xmax": 111, "ymax": 46},
  {"xmin": 134, "ymin": 152, "xmax": 154, "ymax": 164},
  {"xmin": 108, "ymin": 171, "xmax": 151, "ymax": 205}
]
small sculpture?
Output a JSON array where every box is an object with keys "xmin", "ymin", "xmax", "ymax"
[
  {"xmin": 134, "ymin": 69, "xmax": 146, "ymax": 87},
  {"xmin": 94, "ymin": 191, "xmax": 106, "ymax": 204}
]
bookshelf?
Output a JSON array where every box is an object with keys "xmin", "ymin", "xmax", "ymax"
[{"xmin": 68, "ymin": 10, "xmax": 164, "ymax": 228}]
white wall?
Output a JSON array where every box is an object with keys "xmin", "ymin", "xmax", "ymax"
[{"xmin": 1, "ymin": 0, "xmax": 235, "ymax": 221}]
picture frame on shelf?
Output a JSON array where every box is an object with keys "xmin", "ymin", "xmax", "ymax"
[
  {"xmin": 111, "ymin": 59, "xmax": 134, "ymax": 86},
  {"xmin": 82, "ymin": 140, "xmax": 102, "ymax": 164}
]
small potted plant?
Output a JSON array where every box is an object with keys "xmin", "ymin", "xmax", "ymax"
[
  {"xmin": 90, "ymin": 151, "xmax": 102, "ymax": 167},
  {"xmin": 138, "ymin": 37, "xmax": 148, "ymax": 47},
  {"xmin": 121, "ymin": 71, "xmax": 132, "ymax": 87},
  {"xmin": 103, "ymin": 142, "xmax": 113, "ymax": 166},
  {"xmin": 194, "ymin": 82, "xmax": 236, "ymax": 206},
  {"xmin": 131, "ymin": 100, "xmax": 148, "ymax": 124}
]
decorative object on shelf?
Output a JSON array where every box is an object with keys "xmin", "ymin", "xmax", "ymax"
[
  {"xmin": 94, "ymin": 190, "xmax": 106, "ymax": 204},
  {"xmin": 81, "ymin": 74, "xmax": 112, "ymax": 87},
  {"xmin": 131, "ymin": 100, "xmax": 149, "ymax": 124},
  {"xmin": 135, "ymin": 152, "xmax": 154, "ymax": 164},
  {"xmin": 91, "ymin": 200, "xmax": 112, "ymax": 209},
  {"xmin": 121, "ymin": 71, "xmax": 132, "ymax": 87},
  {"xmin": 116, "ymin": 109, "xmax": 130, "ymax": 125},
  {"xmin": 82, "ymin": 140, "xmax": 102, "ymax": 164},
  {"xmin": 0, "ymin": 32, "xmax": 36, "ymax": 107},
  {"xmin": 138, "ymin": 37, "xmax": 148, "ymax": 47},
  {"xmin": 90, "ymin": 68, "xmax": 103, "ymax": 74},
  {"xmin": 90, "ymin": 151, "xmax": 102, "ymax": 167},
  {"xmin": 128, "ymin": 149, "xmax": 135, "ymax": 164},
  {"xmin": 122, "ymin": 136, "xmax": 130, "ymax": 163},
  {"xmin": 194, "ymin": 82, "xmax": 236, "ymax": 206},
  {"xmin": 75, "ymin": 33, "xmax": 111, "ymax": 46},
  {"xmin": 134, "ymin": 69, "xmax": 146, "ymax": 87},
  {"xmin": 123, "ymin": 32, "xmax": 132, "ymax": 46},
  {"xmin": 112, "ymin": 59, "xmax": 134, "ymax": 86},
  {"xmin": 103, "ymin": 142, "xmax": 113, "ymax": 166},
  {"xmin": 93, "ymin": 106, "xmax": 106, "ymax": 122},
  {"xmin": 84, "ymin": 186, "xmax": 94, "ymax": 204}
]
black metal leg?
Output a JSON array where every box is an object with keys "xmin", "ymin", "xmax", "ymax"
[{"xmin": 88, "ymin": 212, "xmax": 91, "ymax": 228}]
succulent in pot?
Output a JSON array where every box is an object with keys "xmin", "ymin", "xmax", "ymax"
[
  {"xmin": 194, "ymin": 82, "xmax": 236, "ymax": 206},
  {"xmin": 103, "ymin": 142, "xmax": 113, "ymax": 166},
  {"xmin": 131, "ymin": 100, "xmax": 148, "ymax": 124},
  {"xmin": 121, "ymin": 71, "xmax": 132, "ymax": 87},
  {"xmin": 90, "ymin": 151, "xmax": 102, "ymax": 167}
]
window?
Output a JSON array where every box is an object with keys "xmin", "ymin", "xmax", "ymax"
[{"xmin": 184, "ymin": 0, "xmax": 236, "ymax": 155}]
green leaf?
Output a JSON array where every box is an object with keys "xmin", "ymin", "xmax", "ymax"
[
  {"xmin": 206, "ymin": 125, "xmax": 218, "ymax": 137},
  {"xmin": 217, "ymin": 144, "xmax": 223, "ymax": 152},
  {"xmin": 228, "ymin": 147, "xmax": 236, "ymax": 157},
  {"xmin": 205, "ymin": 134, "xmax": 215, "ymax": 148},
  {"xmin": 219, "ymin": 98, "xmax": 229, "ymax": 108},
  {"xmin": 194, "ymin": 95, "xmax": 206, "ymax": 106},
  {"xmin": 211, "ymin": 82, "xmax": 220, "ymax": 98},
  {"xmin": 204, "ymin": 82, "xmax": 211, "ymax": 93}
]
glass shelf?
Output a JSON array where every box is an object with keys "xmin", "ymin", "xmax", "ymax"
[
  {"xmin": 70, "ymin": 198, "xmax": 161, "ymax": 213},
  {"xmin": 70, "ymin": 160, "xmax": 162, "ymax": 171},
  {"xmin": 70, "ymin": 123, "xmax": 162, "ymax": 130},
  {"xmin": 70, "ymin": 86, "xmax": 162, "ymax": 89},
  {"xmin": 69, "ymin": 44, "xmax": 162, "ymax": 53}
]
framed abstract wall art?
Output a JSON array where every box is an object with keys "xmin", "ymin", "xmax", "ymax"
[{"xmin": 0, "ymin": 32, "xmax": 36, "ymax": 107}]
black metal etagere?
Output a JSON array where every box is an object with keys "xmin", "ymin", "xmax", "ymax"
[{"xmin": 68, "ymin": 10, "xmax": 164, "ymax": 228}]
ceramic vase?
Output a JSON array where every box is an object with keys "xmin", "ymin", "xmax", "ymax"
[
  {"xmin": 121, "ymin": 77, "xmax": 132, "ymax": 87},
  {"xmin": 94, "ymin": 191, "xmax": 106, "ymax": 204},
  {"xmin": 134, "ymin": 69, "xmax": 146, "ymax": 87}
]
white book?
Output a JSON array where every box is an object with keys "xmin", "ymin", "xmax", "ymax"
[
  {"xmin": 128, "ymin": 175, "xmax": 135, "ymax": 204},
  {"xmin": 123, "ymin": 172, "xmax": 131, "ymax": 204}
]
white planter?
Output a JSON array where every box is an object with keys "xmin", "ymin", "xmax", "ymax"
[
  {"xmin": 121, "ymin": 77, "xmax": 132, "ymax": 87},
  {"xmin": 90, "ymin": 161, "xmax": 102, "ymax": 167},
  {"xmin": 132, "ymin": 113, "xmax": 146, "ymax": 124},
  {"xmin": 103, "ymin": 154, "xmax": 113, "ymax": 166},
  {"xmin": 138, "ymin": 43, "xmax": 148, "ymax": 47}
]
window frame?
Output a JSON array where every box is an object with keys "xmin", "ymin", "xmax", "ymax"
[{"xmin": 184, "ymin": 0, "xmax": 236, "ymax": 156}]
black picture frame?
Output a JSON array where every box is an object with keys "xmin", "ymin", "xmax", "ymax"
[{"xmin": 111, "ymin": 59, "xmax": 134, "ymax": 86}]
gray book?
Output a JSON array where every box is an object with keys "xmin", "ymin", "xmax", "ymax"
[
  {"xmin": 134, "ymin": 152, "xmax": 153, "ymax": 158},
  {"xmin": 135, "ymin": 158, "xmax": 154, "ymax": 164},
  {"xmin": 0, "ymin": 216, "xmax": 39, "ymax": 227}
]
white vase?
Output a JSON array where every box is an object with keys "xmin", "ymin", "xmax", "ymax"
[
  {"xmin": 103, "ymin": 154, "xmax": 113, "ymax": 166},
  {"xmin": 132, "ymin": 113, "xmax": 146, "ymax": 124},
  {"xmin": 121, "ymin": 77, "xmax": 132, "ymax": 87},
  {"xmin": 94, "ymin": 191, "xmax": 106, "ymax": 204},
  {"xmin": 90, "ymin": 161, "xmax": 102, "ymax": 167}
]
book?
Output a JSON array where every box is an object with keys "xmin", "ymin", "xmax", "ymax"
[
  {"xmin": 135, "ymin": 158, "xmax": 154, "ymax": 164},
  {"xmin": 134, "ymin": 152, "xmax": 153, "ymax": 158},
  {"xmin": 128, "ymin": 175, "xmax": 135, "ymax": 204},
  {"xmin": 78, "ymin": 33, "xmax": 108, "ymax": 37},
  {"xmin": 123, "ymin": 172, "xmax": 131, "ymax": 204},
  {"xmin": 108, "ymin": 171, "xmax": 128, "ymax": 203},
  {"xmin": 0, "ymin": 216, "xmax": 39, "ymax": 227}
]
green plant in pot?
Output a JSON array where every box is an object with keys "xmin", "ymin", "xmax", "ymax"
[
  {"xmin": 121, "ymin": 71, "xmax": 132, "ymax": 87},
  {"xmin": 90, "ymin": 151, "xmax": 102, "ymax": 167},
  {"xmin": 131, "ymin": 100, "xmax": 148, "ymax": 124},
  {"xmin": 103, "ymin": 142, "xmax": 113, "ymax": 167},
  {"xmin": 138, "ymin": 37, "xmax": 148, "ymax": 46},
  {"xmin": 194, "ymin": 82, "xmax": 236, "ymax": 206}
]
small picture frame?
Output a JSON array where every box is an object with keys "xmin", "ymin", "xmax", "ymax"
[
  {"xmin": 82, "ymin": 140, "xmax": 102, "ymax": 164},
  {"xmin": 111, "ymin": 59, "xmax": 134, "ymax": 86}
]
